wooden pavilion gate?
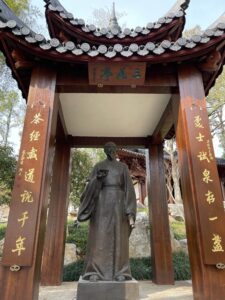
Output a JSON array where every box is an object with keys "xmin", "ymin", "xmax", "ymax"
[{"xmin": 0, "ymin": 0, "xmax": 225, "ymax": 299}]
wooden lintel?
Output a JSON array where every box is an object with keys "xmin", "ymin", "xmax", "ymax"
[
  {"xmin": 57, "ymin": 68, "xmax": 177, "ymax": 89},
  {"xmin": 58, "ymin": 85, "xmax": 171, "ymax": 94},
  {"xmin": 69, "ymin": 136, "xmax": 151, "ymax": 148},
  {"xmin": 152, "ymin": 99, "xmax": 174, "ymax": 144},
  {"xmin": 145, "ymin": 71, "xmax": 177, "ymax": 87}
]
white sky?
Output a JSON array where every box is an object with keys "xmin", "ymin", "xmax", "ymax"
[{"xmin": 32, "ymin": 0, "xmax": 225, "ymax": 31}]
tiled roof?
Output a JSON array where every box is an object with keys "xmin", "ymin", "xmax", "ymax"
[
  {"xmin": 0, "ymin": 18, "xmax": 224, "ymax": 59},
  {"xmin": 0, "ymin": 1, "xmax": 30, "ymax": 29},
  {"xmin": 44, "ymin": 0, "xmax": 189, "ymax": 40},
  {"xmin": 117, "ymin": 149, "xmax": 146, "ymax": 159},
  {"xmin": 0, "ymin": 0, "xmax": 223, "ymax": 60}
]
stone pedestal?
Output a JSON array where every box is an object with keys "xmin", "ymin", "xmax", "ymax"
[{"xmin": 76, "ymin": 278, "xmax": 139, "ymax": 300}]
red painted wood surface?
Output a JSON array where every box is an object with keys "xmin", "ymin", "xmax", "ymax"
[
  {"xmin": 2, "ymin": 106, "xmax": 50, "ymax": 267},
  {"xmin": 184, "ymin": 106, "xmax": 225, "ymax": 264},
  {"xmin": 174, "ymin": 64, "xmax": 225, "ymax": 300},
  {"xmin": 0, "ymin": 66, "xmax": 58, "ymax": 300},
  {"xmin": 147, "ymin": 144, "xmax": 174, "ymax": 285},
  {"xmin": 41, "ymin": 119, "xmax": 71, "ymax": 286}
]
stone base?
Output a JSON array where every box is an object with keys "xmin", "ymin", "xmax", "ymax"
[{"xmin": 76, "ymin": 277, "xmax": 139, "ymax": 300}]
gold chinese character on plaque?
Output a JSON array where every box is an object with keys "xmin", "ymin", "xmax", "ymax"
[
  {"xmin": 18, "ymin": 211, "xmax": 29, "ymax": 228},
  {"xmin": 197, "ymin": 151, "xmax": 210, "ymax": 163},
  {"xmin": 26, "ymin": 147, "xmax": 38, "ymax": 161},
  {"xmin": 212, "ymin": 234, "xmax": 224, "ymax": 253},
  {"xmin": 11, "ymin": 236, "xmax": 26, "ymax": 256},
  {"xmin": 196, "ymin": 133, "xmax": 205, "ymax": 142},
  {"xmin": 31, "ymin": 113, "xmax": 44, "ymax": 125},
  {"xmin": 24, "ymin": 168, "xmax": 35, "ymax": 184},
  {"xmin": 20, "ymin": 190, "xmax": 33, "ymax": 203},
  {"xmin": 194, "ymin": 115, "xmax": 204, "ymax": 129},
  {"xmin": 202, "ymin": 169, "xmax": 213, "ymax": 184},
  {"xmin": 205, "ymin": 190, "xmax": 216, "ymax": 204},
  {"xmin": 29, "ymin": 130, "xmax": 41, "ymax": 142}
]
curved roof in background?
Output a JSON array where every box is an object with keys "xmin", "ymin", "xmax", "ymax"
[{"xmin": 44, "ymin": 0, "xmax": 190, "ymax": 45}]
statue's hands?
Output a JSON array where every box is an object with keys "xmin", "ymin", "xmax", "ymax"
[
  {"xmin": 97, "ymin": 169, "xmax": 109, "ymax": 179},
  {"xmin": 128, "ymin": 215, "xmax": 135, "ymax": 229}
]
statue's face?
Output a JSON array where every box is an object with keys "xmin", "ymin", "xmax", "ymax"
[
  {"xmin": 105, "ymin": 146, "xmax": 116, "ymax": 156},
  {"xmin": 104, "ymin": 143, "xmax": 117, "ymax": 159}
]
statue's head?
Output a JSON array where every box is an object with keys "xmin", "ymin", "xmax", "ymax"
[{"xmin": 104, "ymin": 142, "xmax": 117, "ymax": 160}]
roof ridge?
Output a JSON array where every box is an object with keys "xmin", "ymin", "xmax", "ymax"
[
  {"xmin": 207, "ymin": 11, "xmax": 225, "ymax": 30},
  {"xmin": 45, "ymin": 0, "xmax": 187, "ymax": 40}
]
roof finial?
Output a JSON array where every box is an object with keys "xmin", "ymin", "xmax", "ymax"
[{"xmin": 109, "ymin": 2, "xmax": 121, "ymax": 32}]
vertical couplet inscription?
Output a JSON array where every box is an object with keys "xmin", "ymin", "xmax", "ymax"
[
  {"xmin": 184, "ymin": 105, "xmax": 225, "ymax": 264},
  {"xmin": 2, "ymin": 103, "xmax": 49, "ymax": 267}
]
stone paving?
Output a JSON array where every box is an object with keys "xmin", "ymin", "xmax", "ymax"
[{"xmin": 39, "ymin": 281, "xmax": 193, "ymax": 300}]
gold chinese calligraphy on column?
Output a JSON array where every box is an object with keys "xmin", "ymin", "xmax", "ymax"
[
  {"xmin": 183, "ymin": 105, "xmax": 225, "ymax": 265},
  {"xmin": 2, "ymin": 105, "xmax": 50, "ymax": 267}
]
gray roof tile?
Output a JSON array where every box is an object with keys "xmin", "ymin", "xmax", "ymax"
[
  {"xmin": 44, "ymin": 0, "xmax": 189, "ymax": 40},
  {"xmin": 0, "ymin": 5, "xmax": 224, "ymax": 62}
]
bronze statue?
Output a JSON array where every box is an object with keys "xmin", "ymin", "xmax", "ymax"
[{"xmin": 78, "ymin": 142, "xmax": 136, "ymax": 282}]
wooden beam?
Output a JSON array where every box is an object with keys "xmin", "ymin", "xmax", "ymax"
[
  {"xmin": 152, "ymin": 99, "xmax": 174, "ymax": 144},
  {"xmin": 147, "ymin": 144, "xmax": 174, "ymax": 284},
  {"xmin": 58, "ymin": 85, "xmax": 172, "ymax": 94},
  {"xmin": 57, "ymin": 66, "xmax": 177, "ymax": 91},
  {"xmin": 69, "ymin": 136, "xmax": 150, "ymax": 148}
]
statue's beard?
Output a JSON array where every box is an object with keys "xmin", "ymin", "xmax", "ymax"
[{"xmin": 107, "ymin": 153, "xmax": 116, "ymax": 161}]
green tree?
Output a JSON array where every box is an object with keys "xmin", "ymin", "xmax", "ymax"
[
  {"xmin": 5, "ymin": 0, "xmax": 29, "ymax": 15},
  {"xmin": 70, "ymin": 149, "xmax": 94, "ymax": 208},
  {"xmin": 0, "ymin": 145, "xmax": 17, "ymax": 205},
  {"xmin": 0, "ymin": 88, "xmax": 25, "ymax": 147},
  {"xmin": 207, "ymin": 68, "xmax": 225, "ymax": 157},
  {"xmin": 69, "ymin": 148, "xmax": 105, "ymax": 208}
]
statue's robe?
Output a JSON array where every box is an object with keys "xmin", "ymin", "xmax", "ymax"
[{"xmin": 78, "ymin": 159, "xmax": 136, "ymax": 281}]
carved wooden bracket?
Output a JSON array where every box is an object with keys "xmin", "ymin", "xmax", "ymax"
[{"xmin": 199, "ymin": 50, "xmax": 222, "ymax": 72}]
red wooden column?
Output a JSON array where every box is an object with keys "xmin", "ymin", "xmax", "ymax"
[
  {"xmin": 41, "ymin": 117, "xmax": 71, "ymax": 286},
  {"xmin": 0, "ymin": 66, "xmax": 58, "ymax": 300},
  {"xmin": 147, "ymin": 144, "xmax": 174, "ymax": 284},
  {"xmin": 174, "ymin": 64, "xmax": 225, "ymax": 300}
]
